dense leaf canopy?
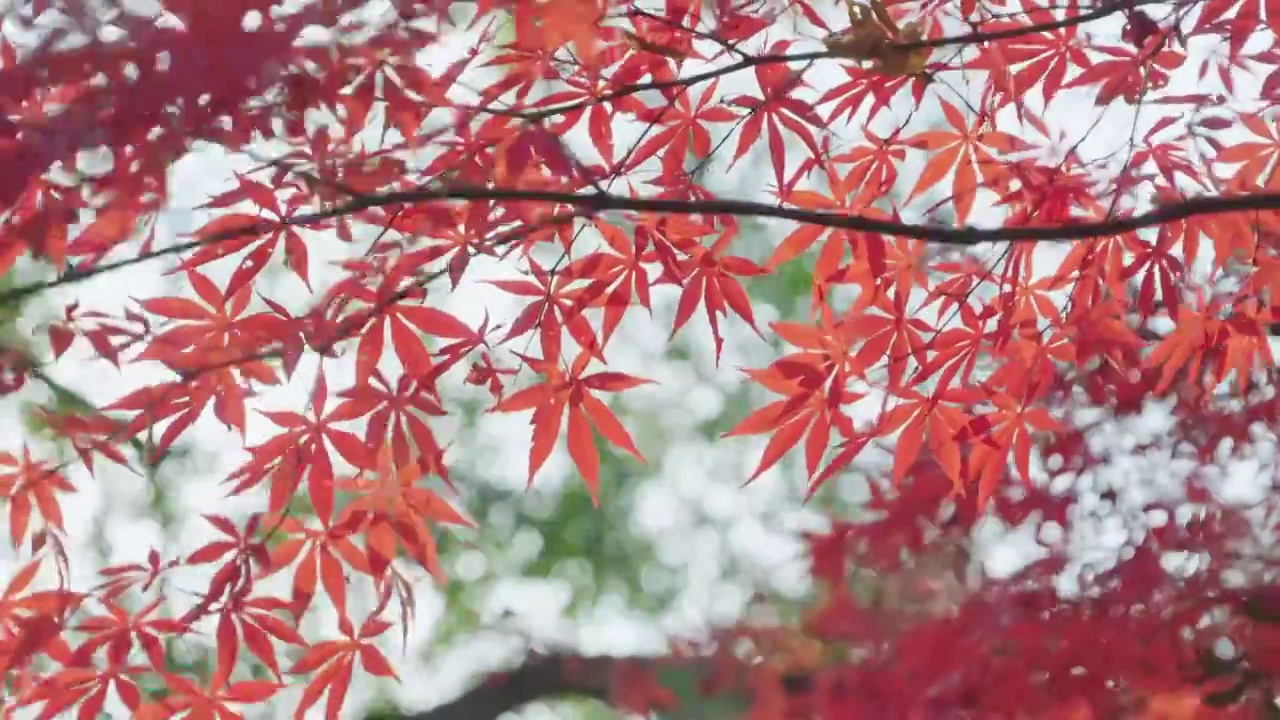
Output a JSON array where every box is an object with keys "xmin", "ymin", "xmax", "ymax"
[{"xmin": 4, "ymin": 0, "xmax": 1280, "ymax": 718}]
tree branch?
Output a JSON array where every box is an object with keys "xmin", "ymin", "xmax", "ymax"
[
  {"xmin": 467, "ymin": 0, "xmax": 1180, "ymax": 122},
  {"xmin": 383, "ymin": 653, "xmax": 634, "ymax": 720},
  {"xmin": 374, "ymin": 650, "xmax": 753, "ymax": 720},
  {"xmin": 309, "ymin": 183, "xmax": 1280, "ymax": 245},
  {"xmin": 6, "ymin": 184, "xmax": 1280, "ymax": 305}
]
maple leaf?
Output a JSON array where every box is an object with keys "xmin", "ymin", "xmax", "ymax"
[
  {"xmin": 560, "ymin": 219, "xmax": 657, "ymax": 346},
  {"xmin": 725, "ymin": 58, "xmax": 824, "ymax": 192},
  {"xmin": 488, "ymin": 255, "xmax": 605, "ymax": 364},
  {"xmin": 288, "ymin": 600, "xmax": 398, "ymax": 720},
  {"xmin": 513, "ymin": 0, "xmax": 607, "ymax": 65},
  {"xmin": 343, "ymin": 286, "xmax": 479, "ymax": 386},
  {"xmin": 724, "ymin": 316, "xmax": 868, "ymax": 487},
  {"xmin": 491, "ymin": 350, "xmax": 649, "ymax": 503},
  {"xmin": 1065, "ymin": 42, "xmax": 1183, "ymax": 105},
  {"xmin": 902, "ymin": 99, "xmax": 1028, "ymax": 224},
  {"xmin": 14, "ymin": 1, "xmax": 1280, "ymax": 718},
  {"xmin": 666, "ymin": 225, "xmax": 768, "ymax": 361},
  {"xmin": 629, "ymin": 81, "xmax": 738, "ymax": 176},
  {"xmin": 240, "ymin": 372, "xmax": 373, "ymax": 522},
  {"xmin": 955, "ymin": 384, "xmax": 1066, "ymax": 506},
  {"xmin": 771, "ymin": 178, "xmax": 890, "ymax": 289},
  {"xmin": 876, "ymin": 381, "xmax": 978, "ymax": 492},
  {"xmin": 0, "ymin": 449, "xmax": 75, "ymax": 550},
  {"xmin": 337, "ymin": 444, "xmax": 471, "ymax": 581},
  {"xmin": 258, "ymin": 513, "xmax": 370, "ymax": 619},
  {"xmin": 138, "ymin": 673, "xmax": 283, "ymax": 720},
  {"xmin": 332, "ymin": 373, "xmax": 450, "ymax": 487},
  {"xmin": 96, "ymin": 550, "xmax": 175, "ymax": 604}
]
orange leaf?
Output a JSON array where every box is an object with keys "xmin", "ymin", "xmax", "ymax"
[
  {"xmin": 567, "ymin": 403, "xmax": 601, "ymax": 504},
  {"xmin": 224, "ymin": 681, "xmax": 281, "ymax": 704},
  {"xmin": 748, "ymin": 413, "xmax": 810, "ymax": 482},
  {"xmin": 213, "ymin": 612, "xmax": 238, "ymax": 690},
  {"xmin": 580, "ymin": 392, "xmax": 644, "ymax": 461},
  {"xmin": 359, "ymin": 645, "xmax": 397, "ymax": 678},
  {"xmin": 191, "ymin": 213, "xmax": 267, "ymax": 243}
]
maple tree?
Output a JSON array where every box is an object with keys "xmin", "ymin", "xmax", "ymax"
[{"xmin": 9, "ymin": 0, "xmax": 1280, "ymax": 718}]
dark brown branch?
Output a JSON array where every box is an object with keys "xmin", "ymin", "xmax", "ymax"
[
  {"xmin": 0, "ymin": 0, "xmax": 1196, "ymax": 308},
  {"xmin": 386, "ymin": 653, "xmax": 663, "ymax": 720},
  {"xmin": 308, "ymin": 183, "xmax": 1280, "ymax": 245},
  {"xmin": 468, "ymin": 0, "xmax": 1178, "ymax": 122},
  {"xmin": 6, "ymin": 184, "xmax": 1280, "ymax": 305},
  {"xmin": 397, "ymin": 654, "xmax": 610, "ymax": 720},
  {"xmin": 0, "ymin": 3, "xmax": 1192, "ymax": 305},
  {"xmin": 909, "ymin": 0, "xmax": 1180, "ymax": 49}
]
